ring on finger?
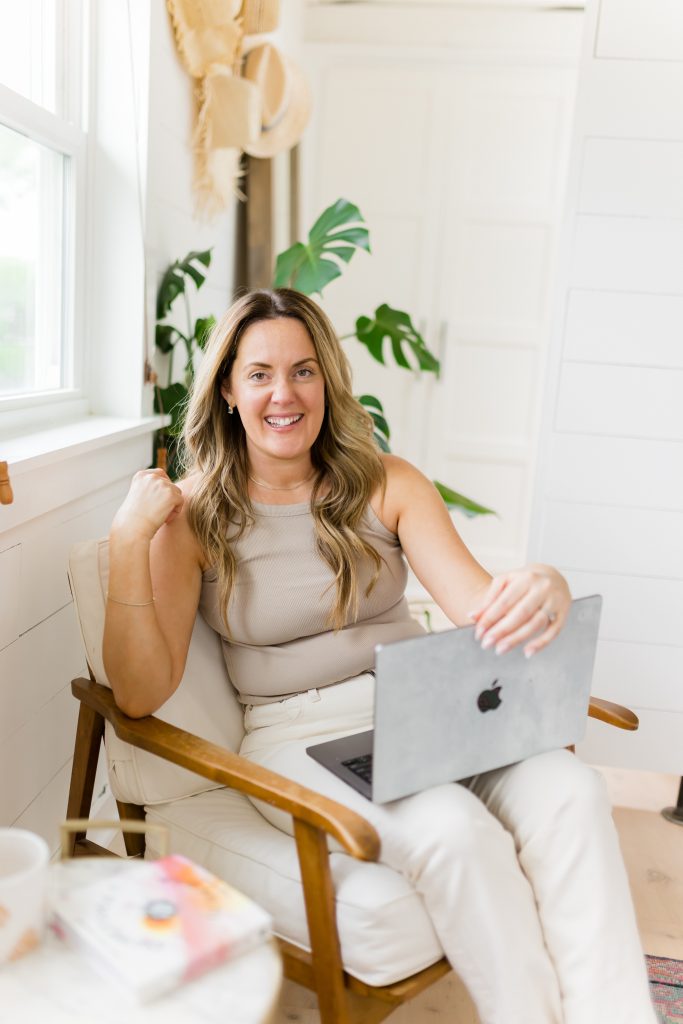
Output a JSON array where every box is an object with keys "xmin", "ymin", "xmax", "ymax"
[{"xmin": 542, "ymin": 607, "xmax": 557, "ymax": 626}]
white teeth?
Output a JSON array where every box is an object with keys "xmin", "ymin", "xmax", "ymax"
[{"xmin": 266, "ymin": 415, "xmax": 302, "ymax": 426}]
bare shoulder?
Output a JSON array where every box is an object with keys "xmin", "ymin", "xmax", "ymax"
[{"xmin": 370, "ymin": 454, "xmax": 436, "ymax": 534}]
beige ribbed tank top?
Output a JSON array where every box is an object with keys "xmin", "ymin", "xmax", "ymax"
[{"xmin": 199, "ymin": 500, "xmax": 425, "ymax": 705}]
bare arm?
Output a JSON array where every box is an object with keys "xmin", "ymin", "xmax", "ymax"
[
  {"xmin": 372, "ymin": 455, "xmax": 571, "ymax": 656},
  {"xmin": 103, "ymin": 470, "xmax": 205, "ymax": 718}
]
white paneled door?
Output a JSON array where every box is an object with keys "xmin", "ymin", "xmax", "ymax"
[{"xmin": 301, "ymin": 10, "xmax": 582, "ymax": 579}]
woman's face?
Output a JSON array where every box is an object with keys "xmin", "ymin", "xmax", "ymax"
[{"xmin": 222, "ymin": 317, "xmax": 326, "ymax": 470}]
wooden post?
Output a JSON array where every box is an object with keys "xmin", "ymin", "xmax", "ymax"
[
  {"xmin": 116, "ymin": 802, "xmax": 147, "ymax": 857},
  {"xmin": 245, "ymin": 155, "xmax": 273, "ymax": 289},
  {"xmin": 289, "ymin": 144, "xmax": 300, "ymax": 245},
  {"xmin": 64, "ymin": 702, "xmax": 105, "ymax": 856},
  {"xmin": 293, "ymin": 819, "xmax": 350, "ymax": 1024}
]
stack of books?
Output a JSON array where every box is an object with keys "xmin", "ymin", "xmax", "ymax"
[{"xmin": 52, "ymin": 854, "xmax": 272, "ymax": 1002}]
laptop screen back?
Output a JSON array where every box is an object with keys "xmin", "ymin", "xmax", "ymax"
[{"xmin": 371, "ymin": 595, "xmax": 602, "ymax": 803}]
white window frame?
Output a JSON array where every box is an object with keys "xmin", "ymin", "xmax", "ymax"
[{"xmin": 0, "ymin": 0, "xmax": 88, "ymax": 426}]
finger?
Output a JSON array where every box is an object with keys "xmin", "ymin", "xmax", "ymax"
[
  {"xmin": 163, "ymin": 485, "xmax": 185, "ymax": 520},
  {"xmin": 478, "ymin": 573, "xmax": 553, "ymax": 639},
  {"xmin": 475, "ymin": 574, "xmax": 535, "ymax": 637},
  {"xmin": 479, "ymin": 596, "xmax": 548, "ymax": 649},
  {"xmin": 491, "ymin": 609, "xmax": 551, "ymax": 654},
  {"xmin": 468, "ymin": 575, "xmax": 508, "ymax": 622},
  {"xmin": 523, "ymin": 616, "xmax": 564, "ymax": 658},
  {"xmin": 478, "ymin": 576, "xmax": 553, "ymax": 643},
  {"xmin": 171, "ymin": 488, "xmax": 184, "ymax": 511}
]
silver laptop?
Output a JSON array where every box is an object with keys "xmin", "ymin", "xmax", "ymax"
[{"xmin": 307, "ymin": 595, "xmax": 602, "ymax": 803}]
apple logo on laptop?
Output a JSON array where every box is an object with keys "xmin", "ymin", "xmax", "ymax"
[{"xmin": 477, "ymin": 682, "xmax": 502, "ymax": 713}]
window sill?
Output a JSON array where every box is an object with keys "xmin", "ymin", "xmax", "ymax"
[
  {"xmin": 3, "ymin": 415, "xmax": 165, "ymax": 474},
  {"xmin": 1, "ymin": 415, "xmax": 166, "ymax": 535}
]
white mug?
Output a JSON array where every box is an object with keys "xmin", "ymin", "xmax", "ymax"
[{"xmin": 0, "ymin": 828, "xmax": 50, "ymax": 963}]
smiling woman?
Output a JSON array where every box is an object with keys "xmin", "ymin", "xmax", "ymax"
[{"xmin": 102, "ymin": 286, "xmax": 659, "ymax": 1024}]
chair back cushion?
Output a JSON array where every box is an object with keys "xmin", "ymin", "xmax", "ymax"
[{"xmin": 68, "ymin": 538, "xmax": 245, "ymax": 805}]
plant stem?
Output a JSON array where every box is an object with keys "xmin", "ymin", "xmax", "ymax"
[{"xmin": 184, "ymin": 290, "xmax": 193, "ymax": 378}]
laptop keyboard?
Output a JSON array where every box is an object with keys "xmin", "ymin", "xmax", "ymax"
[{"xmin": 342, "ymin": 753, "xmax": 373, "ymax": 784}]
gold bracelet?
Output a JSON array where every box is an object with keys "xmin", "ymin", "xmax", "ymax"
[{"xmin": 107, "ymin": 594, "xmax": 155, "ymax": 607}]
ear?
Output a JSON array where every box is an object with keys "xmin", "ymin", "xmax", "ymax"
[{"xmin": 220, "ymin": 380, "xmax": 233, "ymax": 406}]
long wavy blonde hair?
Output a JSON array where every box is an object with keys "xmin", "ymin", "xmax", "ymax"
[{"xmin": 181, "ymin": 288, "xmax": 386, "ymax": 632}]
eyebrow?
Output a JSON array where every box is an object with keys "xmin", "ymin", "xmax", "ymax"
[{"xmin": 243, "ymin": 357, "xmax": 319, "ymax": 369}]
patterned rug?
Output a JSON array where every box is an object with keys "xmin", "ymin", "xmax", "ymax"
[{"xmin": 648, "ymin": 955, "xmax": 683, "ymax": 1022}]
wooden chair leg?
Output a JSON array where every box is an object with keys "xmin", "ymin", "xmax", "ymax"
[
  {"xmin": 65, "ymin": 702, "xmax": 105, "ymax": 857},
  {"xmin": 294, "ymin": 819, "xmax": 350, "ymax": 1024},
  {"xmin": 344, "ymin": 991, "xmax": 398, "ymax": 1024},
  {"xmin": 116, "ymin": 801, "xmax": 147, "ymax": 858}
]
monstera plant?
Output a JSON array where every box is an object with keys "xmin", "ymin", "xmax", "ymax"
[
  {"xmin": 153, "ymin": 199, "xmax": 493, "ymax": 519},
  {"xmin": 153, "ymin": 250, "xmax": 215, "ymax": 477},
  {"xmin": 272, "ymin": 198, "xmax": 492, "ymax": 518}
]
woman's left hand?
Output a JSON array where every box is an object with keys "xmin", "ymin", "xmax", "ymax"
[{"xmin": 468, "ymin": 565, "xmax": 571, "ymax": 658}]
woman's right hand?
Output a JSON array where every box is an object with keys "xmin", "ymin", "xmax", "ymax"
[{"xmin": 110, "ymin": 468, "xmax": 184, "ymax": 543}]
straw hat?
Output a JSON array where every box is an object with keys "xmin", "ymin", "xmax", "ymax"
[
  {"xmin": 241, "ymin": 43, "xmax": 311, "ymax": 159},
  {"xmin": 166, "ymin": 0, "xmax": 280, "ymax": 78},
  {"xmin": 240, "ymin": 0, "xmax": 280, "ymax": 35},
  {"xmin": 199, "ymin": 65, "xmax": 260, "ymax": 151},
  {"xmin": 167, "ymin": 0, "xmax": 243, "ymax": 78}
]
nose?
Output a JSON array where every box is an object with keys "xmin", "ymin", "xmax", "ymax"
[{"xmin": 271, "ymin": 374, "xmax": 296, "ymax": 404}]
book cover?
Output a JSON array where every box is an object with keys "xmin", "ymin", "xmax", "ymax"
[{"xmin": 52, "ymin": 855, "xmax": 272, "ymax": 1002}]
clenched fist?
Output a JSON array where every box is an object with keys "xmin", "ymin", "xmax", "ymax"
[{"xmin": 110, "ymin": 468, "xmax": 184, "ymax": 544}]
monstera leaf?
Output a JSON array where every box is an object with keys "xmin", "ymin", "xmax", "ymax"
[
  {"xmin": 358, "ymin": 393, "xmax": 391, "ymax": 453},
  {"xmin": 434, "ymin": 481, "xmax": 495, "ymax": 519},
  {"xmin": 355, "ymin": 305, "xmax": 440, "ymax": 374},
  {"xmin": 273, "ymin": 199, "xmax": 370, "ymax": 296},
  {"xmin": 155, "ymin": 324, "xmax": 188, "ymax": 354},
  {"xmin": 156, "ymin": 249, "xmax": 212, "ymax": 319},
  {"xmin": 194, "ymin": 315, "xmax": 216, "ymax": 350},
  {"xmin": 154, "ymin": 382, "xmax": 188, "ymax": 437}
]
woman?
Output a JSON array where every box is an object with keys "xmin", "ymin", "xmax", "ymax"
[{"xmin": 103, "ymin": 288, "xmax": 656, "ymax": 1024}]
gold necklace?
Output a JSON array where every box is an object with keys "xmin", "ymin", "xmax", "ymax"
[{"xmin": 248, "ymin": 470, "xmax": 316, "ymax": 492}]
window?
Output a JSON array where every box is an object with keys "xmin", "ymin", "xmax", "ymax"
[{"xmin": 0, "ymin": 0, "xmax": 86, "ymax": 411}]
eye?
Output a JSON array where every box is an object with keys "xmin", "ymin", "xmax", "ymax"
[
  {"xmin": 295, "ymin": 367, "xmax": 314, "ymax": 377},
  {"xmin": 249, "ymin": 371, "xmax": 268, "ymax": 381}
]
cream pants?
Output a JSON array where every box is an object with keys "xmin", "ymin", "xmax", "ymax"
[{"xmin": 240, "ymin": 674, "xmax": 658, "ymax": 1024}]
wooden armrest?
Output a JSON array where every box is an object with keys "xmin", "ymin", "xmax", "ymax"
[
  {"xmin": 588, "ymin": 696, "xmax": 638, "ymax": 731},
  {"xmin": 71, "ymin": 677, "xmax": 380, "ymax": 862}
]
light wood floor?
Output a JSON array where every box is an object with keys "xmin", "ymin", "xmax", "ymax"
[
  {"xmin": 273, "ymin": 768, "xmax": 683, "ymax": 1023},
  {"xmin": 604, "ymin": 768, "xmax": 683, "ymax": 961}
]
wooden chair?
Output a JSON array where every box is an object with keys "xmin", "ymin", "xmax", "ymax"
[{"xmin": 65, "ymin": 539, "xmax": 639, "ymax": 1024}]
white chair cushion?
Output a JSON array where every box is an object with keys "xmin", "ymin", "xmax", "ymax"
[
  {"xmin": 69, "ymin": 539, "xmax": 245, "ymax": 806},
  {"xmin": 144, "ymin": 787, "xmax": 444, "ymax": 987}
]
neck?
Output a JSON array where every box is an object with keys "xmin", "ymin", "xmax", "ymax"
[{"xmin": 247, "ymin": 462, "xmax": 316, "ymax": 493}]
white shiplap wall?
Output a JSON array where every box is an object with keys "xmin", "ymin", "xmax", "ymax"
[
  {"xmin": 529, "ymin": 0, "xmax": 683, "ymax": 772},
  {"xmin": 0, "ymin": 1, "xmax": 236, "ymax": 855}
]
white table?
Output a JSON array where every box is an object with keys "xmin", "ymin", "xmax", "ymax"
[{"xmin": 0, "ymin": 859, "xmax": 282, "ymax": 1024}]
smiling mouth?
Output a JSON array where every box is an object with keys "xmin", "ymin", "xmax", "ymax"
[{"xmin": 265, "ymin": 415, "xmax": 303, "ymax": 428}]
